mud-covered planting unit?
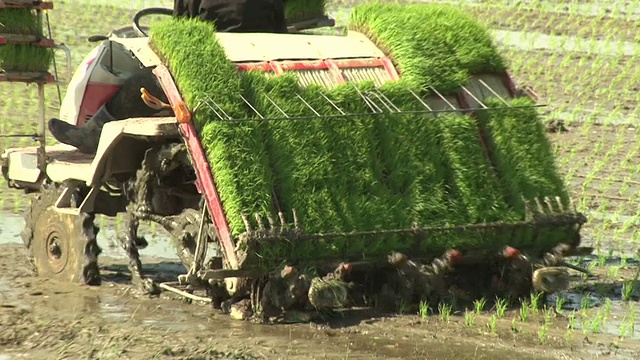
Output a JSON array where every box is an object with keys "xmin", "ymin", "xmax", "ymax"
[{"xmin": 2, "ymin": 1, "xmax": 589, "ymax": 321}]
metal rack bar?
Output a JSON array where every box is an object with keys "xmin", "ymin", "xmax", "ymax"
[
  {"xmin": 197, "ymin": 82, "xmax": 546, "ymax": 123},
  {"xmin": 427, "ymin": 86, "xmax": 459, "ymax": 110},
  {"xmin": 44, "ymin": 11, "xmax": 62, "ymax": 105},
  {"xmin": 0, "ymin": 1, "xmax": 53, "ymax": 10},
  {"xmin": 0, "ymin": 71, "xmax": 56, "ymax": 83},
  {"xmin": 0, "ymin": 134, "xmax": 39, "ymax": 138},
  {"xmin": 238, "ymin": 198, "xmax": 586, "ymax": 242},
  {"xmin": 37, "ymin": 83, "xmax": 46, "ymax": 171},
  {"xmin": 461, "ymin": 85, "xmax": 488, "ymax": 109},
  {"xmin": 0, "ymin": 34, "xmax": 55, "ymax": 47},
  {"xmin": 478, "ymin": 79, "xmax": 511, "ymax": 106}
]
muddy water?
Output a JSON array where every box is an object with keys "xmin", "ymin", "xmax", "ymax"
[
  {"xmin": 490, "ymin": 29, "xmax": 640, "ymax": 56},
  {"xmin": 546, "ymin": 291, "xmax": 640, "ymax": 340},
  {"xmin": 2, "ymin": 208, "xmax": 639, "ymax": 359},
  {"xmin": 22, "ymin": 286, "xmax": 210, "ymax": 333},
  {"xmin": 1, "ymin": 265, "xmax": 569, "ymax": 360},
  {"xmin": 1, "ymin": 241, "xmax": 639, "ymax": 359},
  {"xmin": 0, "ymin": 215, "xmax": 23, "ymax": 246},
  {"xmin": 0, "ymin": 212, "xmax": 178, "ymax": 260},
  {"xmin": 549, "ymin": 111, "xmax": 639, "ymax": 126}
]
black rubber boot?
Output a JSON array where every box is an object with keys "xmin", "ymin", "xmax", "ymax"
[
  {"xmin": 49, "ymin": 68, "xmax": 169, "ymax": 154},
  {"xmin": 48, "ymin": 104, "xmax": 116, "ymax": 154}
]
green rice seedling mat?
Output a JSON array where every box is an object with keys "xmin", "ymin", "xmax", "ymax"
[
  {"xmin": 0, "ymin": 44, "xmax": 53, "ymax": 73},
  {"xmin": 0, "ymin": 8, "xmax": 51, "ymax": 73},
  {"xmin": 0, "ymin": 8, "xmax": 41, "ymax": 35},
  {"xmin": 150, "ymin": 3, "xmax": 574, "ymax": 267}
]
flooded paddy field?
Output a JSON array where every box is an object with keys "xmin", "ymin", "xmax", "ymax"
[
  {"xmin": 1, "ymin": 239, "xmax": 639, "ymax": 359},
  {"xmin": 1, "ymin": 0, "xmax": 640, "ymax": 359}
]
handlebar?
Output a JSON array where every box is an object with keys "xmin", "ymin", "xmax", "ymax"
[
  {"xmin": 132, "ymin": 8, "xmax": 174, "ymax": 37},
  {"xmin": 54, "ymin": 44, "xmax": 73, "ymax": 84}
]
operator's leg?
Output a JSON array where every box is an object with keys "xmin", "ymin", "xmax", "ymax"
[{"xmin": 48, "ymin": 67, "xmax": 169, "ymax": 154}]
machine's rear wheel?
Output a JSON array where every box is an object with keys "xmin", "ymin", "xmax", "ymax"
[
  {"xmin": 173, "ymin": 208, "xmax": 200, "ymax": 270},
  {"xmin": 21, "ymin": 184, "xmax": 102, "ymax": 285},
  {"xmin": 163, "ymin": 208, "xmax": 221, "ymax": 272}
]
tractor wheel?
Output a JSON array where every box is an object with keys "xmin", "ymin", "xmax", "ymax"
[
  {"xmin": 20, "ymin": 183, "xmax": 63, "ymax": 250},
  {"xmin": 21, "ymin": 184, "xmax": 102, "ymax": 285},
  {"xmin": 161, "ymin": 208, "xmax": 220, "ymax": 272}
]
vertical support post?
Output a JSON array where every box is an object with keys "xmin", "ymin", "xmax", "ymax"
[
  {"xmin": 36, "ymin": 7, "xmax": 44, "ymax": 38},
  {"xmin": 37, "ymin": 82, "xmax": 47, "ymax": 172}
]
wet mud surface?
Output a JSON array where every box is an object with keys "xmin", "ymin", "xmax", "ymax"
[{"xmin": 0, "ymin": 228, "xmax": 639, "ymax": 359}]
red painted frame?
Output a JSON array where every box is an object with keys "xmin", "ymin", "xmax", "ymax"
[
  {"xmin": 0, "ymin": 72, "xmax": 55, "ymax": 83},
  {"xmin": 237, "ymin": 58, "xmax": 398, "ymax": 75},
  {"xmin": 501, "ymin": 72, "xmax": 517, "ymax": 98},
  {"xmin": 153, "ymin": 65, "xmax": 239, "ymax": 269},
  {"xmin": 0, "ymin": 37, "xmax": 55, "ymax": 47},
  {"xmin": 0, "ymin": 1, "xmax": 53, "ymax": 9}
]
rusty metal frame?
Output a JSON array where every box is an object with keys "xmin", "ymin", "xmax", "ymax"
[{"xmin": 153, "ymin": 65, "xmax": 240, "ymax": 269}]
